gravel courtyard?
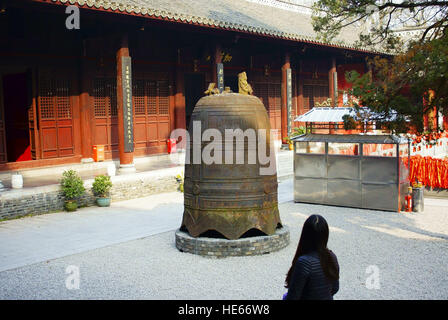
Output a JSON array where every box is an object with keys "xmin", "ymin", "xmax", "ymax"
[{"xmin": 0, "ymin": 192, "xmax": 447, "ymax": 300}]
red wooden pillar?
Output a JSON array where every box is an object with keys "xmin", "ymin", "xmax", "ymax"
[
  {"xmin": 329, "ymin": 57, "xmax": 337, "ymax": 134},
  {"xmin": 211, "ymin": 43, "xmax": 222, "ymax": 85},
  {"xmin": 297, "ymin": 61, "xmax": 304, "ymax": 116},
  {"xmin": 329, "ymin": 57, "xmax": 337, "ymax": 106},
  {"xmin": 79, "ymin": 53, "xmax": 93, "ymax": 162},
  {"xmin": 116, "ymin": 34, "xmax": 135, "ymax": 174},
  {"xmin": 281, "ymin": 52, "xmax": 290, "ymax": 143}
]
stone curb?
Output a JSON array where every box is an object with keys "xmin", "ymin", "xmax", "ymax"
[{"xmin": 175, "ymin": 226, "xmax": 290, "ymax": 258}]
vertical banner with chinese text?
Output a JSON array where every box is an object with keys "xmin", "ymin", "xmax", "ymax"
[
  {"xmin": 122, "ymin": 57, "xmax": 134, "ymax": 153},
  {"xmin": 217, "ymin": 63, "xmax": 224, "ymax": 93}
]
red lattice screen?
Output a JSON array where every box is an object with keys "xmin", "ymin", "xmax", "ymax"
[
  {"xmin": 303, "ymin": 84, "xmax": 329, "ymax": 112},
  {"xmin": 93, "ymin": 78, "xmax": 117, "ymax": 117},
  {"xmin": 303, "ymin": 85, "xmax": 314, "ymax": 112},
  {"xmin": 133, "ymin": 79, "xmax": 171, "ymax": 155},
  {"xmin": 38, "ymin": 76, "xmax": 74, "ymax": 158},
  {"xmin": 93, "ymin": 78, "xmax": 118, "ymax": 153},
  {"xmin": 158, "ymin": 81, "xmax": 170, "ymax": 115},
  {"xmin": 254, "ymin": 82, "xmax": 281, "ymax": 131}
]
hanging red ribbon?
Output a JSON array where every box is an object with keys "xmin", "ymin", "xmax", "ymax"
[{"xmin": 409, "ymin": 156, "xmax": 448, "ymax": 189}]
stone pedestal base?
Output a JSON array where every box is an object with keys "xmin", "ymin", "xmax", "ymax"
[
  {"xmin": 175, "ymin": 226, "xmax": 290, "ymax": 258},
  {"xmin": 118, "ymin": 163, "xmax": 136, "ymax": 175},
  {"xmin": 81, "ymin": 158, "xmax": 94, "ymax": 164}
]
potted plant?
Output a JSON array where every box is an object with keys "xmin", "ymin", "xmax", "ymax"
[
  {"xmin": 286, "ymin": 127, "xmax": 306, "ymax": 150},
  {"xmin": 92, "ymin": 174, "xmax": 113, "ymax": 207},
  {"xmin": 285, "ymin": 136, "xmax": 294, "ymax": 150},
  {"xmin": 60, "ymin": 170, "xmax": 85, "ymax": 212}
]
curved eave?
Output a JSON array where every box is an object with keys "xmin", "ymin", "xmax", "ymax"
[{"xmin": 35, "ymin": 0, "xmax": 384, "ymax": 55}]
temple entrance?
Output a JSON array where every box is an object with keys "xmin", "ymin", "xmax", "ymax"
[
  {"xmin": 1, "ymin": 72, "xmax": 32, "ymax": 162},
  {"xmin": 184, "ymin": 73, "xmax": 205, "ymax": 130}
]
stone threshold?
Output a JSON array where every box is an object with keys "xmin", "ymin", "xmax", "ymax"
[{"xmin": 0, "ymin": 153, "xmax": 179, "ymax": 186}]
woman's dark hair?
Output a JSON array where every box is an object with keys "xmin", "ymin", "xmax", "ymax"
[{"xmin": 285, "ymin": 214, "xmax": 339, "ymax": 288}]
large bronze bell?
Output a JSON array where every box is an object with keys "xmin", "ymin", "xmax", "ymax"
[{"xmin": 180, "ymin": 93, "xmax": 282, "ymax": 240}]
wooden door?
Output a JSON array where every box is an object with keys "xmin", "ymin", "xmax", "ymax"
[
  {"xmin": 28, "ymin": 69, "xmax": 39, "ymax": 160},
  {"xmin": 303, "ymin": 85, "xmax": 314, "ymax": 112},
  {"xmin": 303, "ymin": 84, "xmax": 329, "ymax": 111},
  {"xmin": 37, "ymin": 73, "xmax": 75, "ymax": 158},
  {"xmin": 92, "ymin": 77, "xmax": 118, "ymax": 155},
  {"xmin": 254, "ymin": 82, "xmax": 281, "ymax": 130},
  {"xmin": 133, "ymin": 79, "xmax": 171, "ymax": 154}
]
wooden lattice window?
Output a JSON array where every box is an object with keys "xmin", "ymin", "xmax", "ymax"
[
  {"xmin": 254, "ymin": 82, "xmax": 281, "ymax": 113},
  {"xmin": 148, "ymin": 81, "xmax": 157, "ymax": 115},
  {"xmin": 39, "ymin": 78, "xmax": 55, "ymax": 119},
  {"xmin": 56, "ymin": 80, "xmax": 71, "ymax": 119},
  {"xmin": 133, "ymin": 79, "xmax": 169, "ymax": 116},
  {"xmin": 303, "ymin": 85, "xmax": 329, "ymax": 111},
  {"xmin": 93, "ymin": 78, "xmax": 117, "ymax": 118},
  {"xmin": 303, "ymin": 85, "xmax": 314, "ymax": 112},
  {"xmin": 254, "ymin": 83, "xmax": 268, "ymax": 111},
  {"xmin": 133, "ymin": 79, "xmax": 146, "ymax": 116},
  {"xmin": 270, "ymin": 84, "xmax": 281, "ymax": 113},
  {"xmin": 315, "ymin": 86, "xmax": 329, "ymax": 104},
  {"xmin": 158, "ymin": 81, "xmax": 169, "ymax": 115},
  {"xmin": 38, "ymin": 78, "xmax": 72, "ymax": 119}
]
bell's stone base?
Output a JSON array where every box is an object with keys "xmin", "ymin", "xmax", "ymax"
[{"xmin": 175, "ymin": 226, "xmax": 290, "ymax": 258}]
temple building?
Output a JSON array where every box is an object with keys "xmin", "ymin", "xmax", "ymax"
[{"xmin": 0, "ymin": 0, "xmax": 377, "ymax": 172}]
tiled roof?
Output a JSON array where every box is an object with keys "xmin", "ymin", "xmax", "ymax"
[
  {"xmin": 295, "ymin": 107, "xmax": 355, "ymax": 123},
  {"xmin": 48, "ymin": 0, "xmax": 375, "ymax": 53},
  {"xmin": 295, "ymin": 107, "xmax": 402, "ymax": 123},
  {"xmin": 292, "ymin": 133, "xmax": 405, "ymax": 144}
]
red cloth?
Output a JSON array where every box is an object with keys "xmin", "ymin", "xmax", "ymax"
[{"xmin": 409, "ymin": 156, "xmax": 448, "ymax": 189}]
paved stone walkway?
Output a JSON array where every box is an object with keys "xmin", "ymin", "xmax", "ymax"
[
  {"xmin": 0, "ymin": 192, "xmax": 183, "ymax": 272},
  {"xmin": 0, "ymin": 181, "xmax": 446, "ymax": 299},
  {"xmin": 0, "ymin": 179, "xmax": 293, "ymax": 273}
]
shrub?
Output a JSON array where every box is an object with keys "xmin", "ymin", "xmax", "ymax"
[
  {"xmin": 342, "ymin": 114, "xmax": 357, "ymax": 130},
  {"xmin": 287, "ymin": 127, "xmax": 307, "ymax": 144},
  {"xmin": 60, "ymin": 170, "xmax": 85, "ymax": 200},
  {"xmin": 92, "ymin": 175, "xmax": 113, "ymax": 198},
  {"xmin": 176, "ymin": 173, "xmax": 184, "ymax": 193},
  {"xmin": 291, "ymin": 126, "xmax": 306, "ymax": 137}
]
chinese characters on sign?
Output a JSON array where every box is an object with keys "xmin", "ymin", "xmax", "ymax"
[
  {"xmin": 217, "ymin": 63, "xmax": 224, "ymax": 93},
  {"xmin": 286, "ymin": 68, "xmax": 292, "ymax": 135},
  {"xmin": 122, "ymin": 57, "xmax": 134, "ymax": 153}
]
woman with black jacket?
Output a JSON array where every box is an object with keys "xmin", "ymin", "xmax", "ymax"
[{"xmin": 284, "ymin": 214, "xmax": 340, "ymax": 300}]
